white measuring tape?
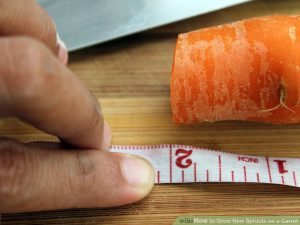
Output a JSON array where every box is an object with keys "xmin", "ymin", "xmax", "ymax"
[{"xmin": 109, "ymin": 144, "xmax": 299, "ymax": 187}]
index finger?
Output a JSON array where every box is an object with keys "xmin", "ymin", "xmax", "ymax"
[
  {"xmin": 0, "ymin": 37, "xmax": 111, "ymax": 149},
  {"xmin": 0, "ymin": 0, "xmax": 63, "ymax": 59}
]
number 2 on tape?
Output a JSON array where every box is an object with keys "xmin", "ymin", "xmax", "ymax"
[
  {"xmin": 109, "ymin": 144, "xmax": 300, "ymax": 187},
  {"xmin": 175, "ymin": 149, "xmax": 193, "ymax": 169}
]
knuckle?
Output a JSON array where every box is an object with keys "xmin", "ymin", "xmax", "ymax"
[
  {"xmin": 4, "ymin": 38, "xmax": 50, "ymax": 101},
  {"xmin": 0, "ymin": 139, "xmax": 30, "ymax": 202},
  {"xmin": 69, "ymin": 151, "xmax": 98, "ymax": 194},
  {"xmin": 86, "ymin": 92, "xmax": 104, "ymax": 136},
  {"xmin": 90, "ymin": 102, "xmax": 103, "ymax": 134},
  {"xmin": 91, "ymin": 93, "xmax": 103, "ymax": 118}
]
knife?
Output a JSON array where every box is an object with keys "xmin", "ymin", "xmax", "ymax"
[{"xmin": 38, "ymin": 0, "xmax": 251, "ymax": 51}]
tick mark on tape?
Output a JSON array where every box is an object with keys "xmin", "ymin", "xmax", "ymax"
[
  {"xmin": 265, "ymin": 156, "xmax": 273, "ymax": 183},
  {"xmin": 256, "ymin": 173, "xmax": 260, "ymax": 183},
  {"xmin": 182, "ymin": 170, "xmax": 185, "ymax": 183},
  {"xmin": 169, "ymin": 145, "xmax": 172, "ymax": 183},
  {"xmin": 194, "ymin": 163, "xmax": 197, "ymax": 182},
  {"xmin": 281, "ymin": 176, "xmax": 285, "ymax": 185},
  {"xmin": 219, "ymin": 155, "xmax": 222, "ymax": 182},
  {"xmin": 293, "ymin": 171, "xmax": 297, "ymax": 187},
  {"xmin": 231, "ymin": 171, "xmax": 235, "ymax": 182},
  {"xmin": 244, "ymin": 166, "xmax": 247, "ymax": 182},
  {"xmin": 206, "ymin": 169, "xmax": 209, "ymax": 182}
]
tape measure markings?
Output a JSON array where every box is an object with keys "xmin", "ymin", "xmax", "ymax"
[
  {"xmin": 265, "ymin": 156, "xmax": 272, "ymax": 183},
  {"xmin": 169, "ymin": 145, "xmax": 172, "ymax": 183},
  {"xmin": 109, "ymin": 144, "xmax": 300, "ymax": 188},
  {"xmin": 219, "ymin": 155, "xmax": 222, "ymax": 182}
]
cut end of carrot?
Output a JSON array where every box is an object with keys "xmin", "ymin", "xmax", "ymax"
[{"xmin": 171, "ymin": 15, "xmax": 300, "ymax": 125}]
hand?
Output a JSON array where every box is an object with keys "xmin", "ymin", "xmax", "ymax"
[{"xmin": 0, "ymin": 0, "xmax": 154, "ymax": 213}]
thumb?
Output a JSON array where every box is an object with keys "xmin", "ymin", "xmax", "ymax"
[{"xmin": 0, "ymin": 139, "xmax": 154, "ymax": 213}]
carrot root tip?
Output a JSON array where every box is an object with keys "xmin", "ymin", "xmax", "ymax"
[{"xmin": 259, "ymin": 85, "xmax": 295, "ymax": 113}]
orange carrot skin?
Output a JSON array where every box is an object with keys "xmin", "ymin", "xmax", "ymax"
[{"xmin": 171, "ymin": 15, "xmax": 300, "ymax": 125}]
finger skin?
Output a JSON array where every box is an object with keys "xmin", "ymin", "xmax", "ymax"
[
  {"xmin": 0, "ymin": 138, "xmax": 154, "ymax": 213},
  {"xmin": 0, "ymin": 37, "xmax": 110, "ymax": 149},
  {"xmin": 0, "ymin": 0, "xmax": 59, "ymax": 55}
]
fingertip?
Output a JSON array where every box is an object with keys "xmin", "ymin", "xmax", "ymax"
[
  {"xmin": 56, "ymin": 33, "xmax": 68, "ymax": 65},
  {"xmin": 121, "ymin": 154, "xmax": 155, "ymax": 198}
]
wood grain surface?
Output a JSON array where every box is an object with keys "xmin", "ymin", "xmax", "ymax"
[{"xmin": 2, "ymin": 0, "xmax": 300, "ymax": 224}]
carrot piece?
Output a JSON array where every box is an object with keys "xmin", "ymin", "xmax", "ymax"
[{"xmin": 171, "ymin": 15, "xmax": 300, "ymax": 124}]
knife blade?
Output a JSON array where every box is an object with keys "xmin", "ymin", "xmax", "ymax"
[{"xmin": 38, "ymin": 0, "xmax": 251, "ymax": 51}]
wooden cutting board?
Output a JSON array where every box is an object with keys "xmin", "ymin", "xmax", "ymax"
[{"xmin": 2, "ymin": 0, "xmax": 300, "ymax": 224}]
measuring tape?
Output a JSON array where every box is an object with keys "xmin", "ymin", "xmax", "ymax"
[{"xmin": 109, "ymin": 144, "xmax": 299, "ymax": 187}]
